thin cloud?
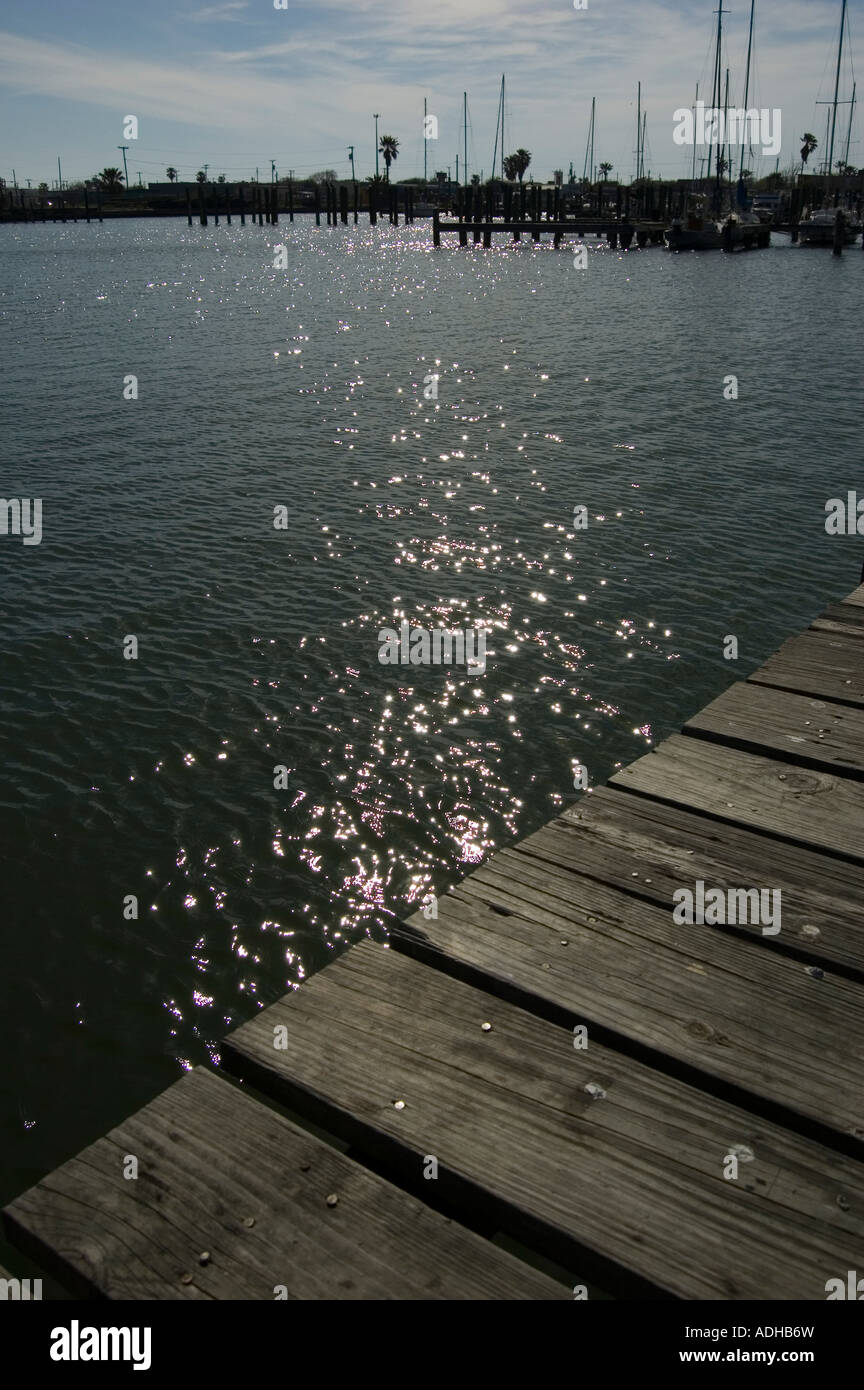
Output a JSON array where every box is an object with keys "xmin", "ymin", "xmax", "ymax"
[{"xmin": 183, "ymin": 2, "xmax": 250, "ymax": 21}]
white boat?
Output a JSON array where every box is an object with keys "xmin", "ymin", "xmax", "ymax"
[{"xmin": 798, "ymin": 207, "xmax": 861, "ymax": 245}]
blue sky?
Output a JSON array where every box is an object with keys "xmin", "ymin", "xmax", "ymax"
[{"xmin": 0, "ymin": 1, "xmax": 859, "ymax": 187}]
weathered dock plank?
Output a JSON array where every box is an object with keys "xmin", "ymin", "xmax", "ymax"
[
  {"xmin": 747, "ymin": 629, "xmax": 864, "ymax": 707},
  {"xmin": 811, "ymin": 602, "xmax": 864, "ymax": 638},
  {"xmin": 394, "ymin": 848, "xmax": 864, "ymax": 1147},
  {"xmin": 222, "ymin": 942, "xmax": 864, "ymax": 1300},
  {"xmin": 683, "ymin": 681, "xmax": 864, "ymax": 777},
  {"xmin": 610, "ymin": 734, "xmax": 864, "ymax": 863},
  {"xmin": 550, "ymin": 787, "xmax": 864, "ymax": 976},
  {"xmin": 3, "ymin": 1067, "xmax": 566, "ymax": 1300}
]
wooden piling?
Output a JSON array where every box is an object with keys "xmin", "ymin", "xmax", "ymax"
[
  {"xmin": 340, "ymin": 185, "xmax": 348, "ymax": 225},
  {"xmin": 226, "ymin": 188, "xmax": 232, "ymax": 225},
  {"xmin": 315, "ymin": 183, "xmax": 321, "ymax": 226},
  {"xmin": 199, "ymin": 182, "xmax": 207, "ymax": 226},
  {"xmin": 432, "ymin": 208, "xmax": 440, "ymax": 246},
  {"xmin": 186, "ymin": 187, "xmax": 193, "ymax": 226},
  {"xmin": 239, "ymin": 184, "xmax": 246, "ymax": 226},
  {"xmin": 272, "ymin": 184, "xmax": 278, "ymax": 225},
  {"xmin": 369, "ymin": 183, "xmax": 377, "ymax": 226},
  {"xmin": 84, "ymin": 190, "xmax": 91, "ymax": 224},
  {"xmin": 288, "ymin": 179, "xmax": 294, "ymax": 223},
  {"xmin": 353, "ymin": 182, "xmax": 358, "ymax": 224}
]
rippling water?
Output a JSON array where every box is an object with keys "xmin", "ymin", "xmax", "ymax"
[{"xmin": 1, "ymin": 216, "xmax": 862, "ymax": 1206}]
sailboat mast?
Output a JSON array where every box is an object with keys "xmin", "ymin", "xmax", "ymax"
[
  {"xmin": 463, "ymin": 92, "xmax": 468, "ymax": 186},
  {"xmin": 844, "ymin": 79, "xmax": 856, "ymax": 167},
  {"xmin": 636, "ymin": 81, "xmax": 641, "ymax": 181},
  {"xmin": 711, "ymin": 2, "xmax": 725, "ymax": 188},
  {"xmin": 501, "ymin": 75, "xmax": 506, "ymax": 180},
  {"xmin": 583, "ymin": 97, "xmax": 595, "ymax": 182},
  {"xmin": 424, "ymin": 97, "xmax": 428, "ymax": 183},
  {"xmin": 491, "ymin": 77, "xmax": 502, "ymax": 179},
  {"xmin": 828, "ymin": 0, "xmax": 848, "ymax": 176},
  {"xmin": 723, "ymin": 67, "xmax": 730, "ymax": 191},
  {"xmin": 692, "ymin": 82, "xmax": 699, "ymax": 181},
  {"xmin": 739, "ymin": 0, "xmax": 756, "ymax": 182}
]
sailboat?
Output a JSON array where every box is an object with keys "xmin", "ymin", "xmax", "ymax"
[
  {"xmin": 798, "ymin": 0, "xmax": 861, "ymax": 245},
  {"xmin": 666, "ymin": 1, "xmax": 763, "ymax": 250}
]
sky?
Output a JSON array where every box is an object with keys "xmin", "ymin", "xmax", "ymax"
[{"xmin": 0, "ymin": 0, "xmax": 860, "ymax": 189}]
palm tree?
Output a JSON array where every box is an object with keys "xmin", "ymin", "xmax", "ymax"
[
  {"xmin": 599, "ymin": 162, "xmax": 613, "ymax": 181},
  {"xmin": 379, "ymin": 135, "xmax": 399, "ymax": 180},
  {"xmin": 166, "ymin": 167, "xmax": 178, "ymax": 183},
  {"xmin": 503, "ymin": 149, "xmax": 531, "ymax": 182},
  {"xmin": 196, "ymin": 170, "xmax": 207, "ymax": 184},
  {"xmin": 96, "ymin": 168, "xmax": 125, "ymax": 191},
  {"xmin": 800, "ymin": 133, "xmax": 818, "ymax": 168}
]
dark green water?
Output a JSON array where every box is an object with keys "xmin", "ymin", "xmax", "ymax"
[{"xmin": 1, "ymin": 218, "xmax": 861, "ymax": 1229}]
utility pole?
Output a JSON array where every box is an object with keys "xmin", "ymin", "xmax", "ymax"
[
  {"xmin": 57, "ymin": 156, "xmax": 63, "ymax": 190},
  {"xmin": 117, "ymin": 146, "xmax": 128, "ymax": 186},
  {"xmin": 374, "ymin": 114, "xmax": 380, "ymax": 176}
]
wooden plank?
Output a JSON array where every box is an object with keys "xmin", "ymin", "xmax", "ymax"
[
  {"xmin": 811, "ymin": 602, "xmax": 864, "ymax": 638},
  {"xmin": 610, "ymin": 733, "xmax": 864, "ymax": 864},
  {"xmin": 683, "ymin": 681, "xmax": 864, "ymax": 777},
  {"xmin": 747, "ymin": 630, "xmax": 864, "ymax": 708},
  {"xmin": 222, "ymin": 942, "xmax": 864, "ymax": 1300},
  {"xmin": 546, "ymin": 787, "xmax": 864, "ymax": 976},
  {"xmin": 842, "ymin": 583, "xmax": 864, "ymax": 607},
  {"xmin": 2, "ymin": 1067, "xmax": 566, "ymax": 1301},
  {"xmin": 395, "ymin": 839, "xmax": 864, "ymax": 1147}
]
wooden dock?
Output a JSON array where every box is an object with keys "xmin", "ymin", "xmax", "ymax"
[
  {"xmin": 433, "ymin": 209, "xmax": 666, "ymax": 249},
  {"xmin": 4, "ymin": 584, "xmax": 864, "ymax": 1300}
]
